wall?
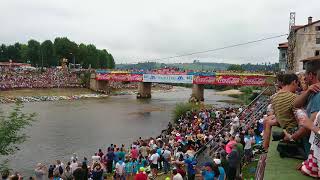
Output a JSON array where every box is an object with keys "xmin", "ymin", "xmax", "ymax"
[{"xmin": 294, "ymin": 21, "xmax": 320, "ymax": 72}]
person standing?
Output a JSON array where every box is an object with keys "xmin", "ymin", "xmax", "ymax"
[
  {"xmin": 184, "ymin": 156, "xmax": 197, "ymax": 180},
  {"xmin": 34, "ymin": 163, "xmax": 46, "ymax": 180},
  {"xmin": 106, "ymin": 147, "xmax": 115, "ymax": 174},
  {"xmin": 228, "ymin": 144, "xmax": 240, "ymax": 180},
  {"xmin": 162, "ymin": 146, "xmax": 172, "ymax": 174},
  {"xmin": 115, "ymin": 157, "xmax": 126, "ymax": 180},
  {"xmin": 149, "ymin": 149, "xmax": 160, "ymax": 177}
]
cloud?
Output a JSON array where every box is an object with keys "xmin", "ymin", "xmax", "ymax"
[{"xmin": 0, "ymin": 0, "xmax": 319, "ymax": 64}]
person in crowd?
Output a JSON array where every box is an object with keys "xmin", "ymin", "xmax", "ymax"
[
  {"xmin": 70, "ymin": 159, "xmax": 78, "ymax": 173},
  {"xmin": 115, "ymin": 157, "xmax": 126, "ymax": 180},
  {"xmin": 228, "ymin": 144, "xmax": 240, "ymax": 180},
  {"xmin": 91, "ymin": 163, "xmax": 103, "ymax": 180},
  {"xmin": 1, "ymin": 169, "xmax": 9, "ymax": 180},
  {"xmin": 34, "ymin": 163, "xmax": 46, "ymax": 180},
  {"xmin": 244, "ymin": 129, "xmax": 255, "ymax": 163},
  {"xmin": 61, "ymin": 166, "xmax": 73, "ymax": 180},
  {"xmin": 162, "ymin": 146, "xmax": 172, "ymax": 174},
  {"xmin": 214, "ymin": 159, "xmax": 226, "ymax": 180},
  {"xmin": 106, "ymin": 147, "xmax": 115, "ymax": 174},
  {"xmin": 134, "ymin": 167, "xmax": 148, "ymax": 180},
  {"xmin": 149, "ymin": 149, "xmax": 160, "ymax": 177},
  {"xmin": 184, "ymin": 156, "xmax": 197, "ymax": 180},
  {"xmin": 172, "ymin": 168, "xmax": 183, "ymax": 180},
  {"xmin": 55, "ymin": 160, "xmax": 64, "ymax": 175},
  {"xmin": 97, "ymin": 149, "xmax": 104, "ymax": 160},
  {"xmin": 225, "ymin": 136, "xmax": 236, "ymax": 154},
  {"xmin": 202, "ymin": 162, "xmax": 215, "ymax": 180},
  {"xmin": 294, "ymin": 64, "xmax": 320, "ymax": 177},
  {"xmin": 48, "ymin": 165, "xmax": 55, "ymax": 179},
  {"xmin": 125, "ymin": 158, "xmax": 133, "ymax": 180}
]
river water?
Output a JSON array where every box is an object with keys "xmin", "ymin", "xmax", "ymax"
[{"xmin": 1, "ymin": 87, "xmax": 235, "ymax": 176}]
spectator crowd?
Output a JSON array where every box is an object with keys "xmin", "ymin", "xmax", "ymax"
[{"xmin": 0, "ymin": 68, "xmax": 82, "ymax": 90}]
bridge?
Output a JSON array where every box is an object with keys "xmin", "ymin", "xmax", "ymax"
[{"xmin": 90, "ymin": 69, "xmax": 275, "ymax": 101}]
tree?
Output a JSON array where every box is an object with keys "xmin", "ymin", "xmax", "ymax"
[
  {"xmin": 0, "ymin": 102, "xmax": 36, "ymax": 171},
  {"xmin": 54, "ymin": 37, "xmax": 78, "ymax": 64},
  {"xmin": 40, "ymin": 40, "xmax": 55, "ymax": 67},
  {"xmin": 0, "ymin": 44, "xmax": 8, "ymax": 62},
  {"xmin": 227, "ymin": 64, "xmax": 244, "ymax": 72},
  {"xmin": 27, "ymin": 40, "xmax": 41, "ymax": 66},
  {"xmin": 107, "ymin": 54, "xmax": 115, "ymax": 69}
]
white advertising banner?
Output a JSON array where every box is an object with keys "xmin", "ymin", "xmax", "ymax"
[{"xmin": 143, "ymin": 74, "xmax": 193, "ymax": 84}]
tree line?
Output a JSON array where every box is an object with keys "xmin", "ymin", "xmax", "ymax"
[{"xmin": 0, "ymin": 37, "xmax": 115, "ymax": 69}]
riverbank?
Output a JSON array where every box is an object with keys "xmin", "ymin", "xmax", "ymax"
[{"xmin": 0, "ymin": 84, "xmax": 174, "ymax": 104}]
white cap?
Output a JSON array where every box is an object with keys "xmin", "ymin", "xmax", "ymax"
[{"xmin": 213, "ymin": 159, "xmax": 221, "ymax": 165}]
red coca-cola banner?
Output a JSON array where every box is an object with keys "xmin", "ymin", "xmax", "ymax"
[
  {"xmin": 240, "ymin": 76, "xmax": 267, "ymax": 86},
  {"xmin": 215, "ymin": 75, "xmax": 241, "ymax": 85},
  {"xmin": 96, "ymin": 73, "xmax": 143, "ymax": 82},
  {"xmin": 193, "ymin": 76, "xmax": 216, "ymax": 84},
  {"xmin": 193, "ymin": 75, "xmax": 273, "ymax": 86}
]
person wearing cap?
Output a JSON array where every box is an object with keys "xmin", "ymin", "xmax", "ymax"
[
  {"xmin": 134, "ymin": 167, "xmax": 147, "ymax": 180},
  {"xmin": 201, "ymin": 162, "xmax": 215, "ymax": 180},
  {"xmin": 214, "ymin": 159, "xmax": 226, "ymax": 180}
]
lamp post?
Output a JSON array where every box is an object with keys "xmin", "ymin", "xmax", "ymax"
[{"xmin": 69, "ymin": 52, "xmax": 75, "ymax": 69}]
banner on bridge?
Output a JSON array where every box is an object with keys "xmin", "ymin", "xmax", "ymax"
[
  {"xmin": 96, "ymin": 73, "xmax": 143, "ymax": 82},
  {"xmin": 143, "ymin": 74, "xmax": 193, "ymax": 84},
  {"xmin": 193, "ymin": 75, "xmax": 274, "ymax": 86}
]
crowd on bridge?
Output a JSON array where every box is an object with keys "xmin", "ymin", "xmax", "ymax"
[{"xmin": 0, "ymin": 68, "xmax": 82, "ymax": 90}]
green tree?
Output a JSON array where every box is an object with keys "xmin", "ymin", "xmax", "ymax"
[
  {"xmin": 54, "ymin": 37, "xmax": 78, "ymax": 64},
  {"xmin": 0, "ymin": 44, "xmax": 8, "ymax": 62},
  {"xmin": 107, "ymin": 53, "xmax": 115, "ymax": 69},
  {"xmin": 85, "ymin": 44, "xmax": 98, "ymax": 68},
  {"xmin": 27, "ymin": 40, "xmax": 41, "ymax": 66},
  {"xmin": 227, "ymin": 64, "xmax": 244, "ymax": 72},
  {"xmin": 0, "ymin": 102, "xmax": 36, "ymax": 171},
  {"xmin": 40, "ymin": 40, "xmax": 55, "ymax": 67},
  {"xmin": 20, "ymin": 44, "xmax": 29, "ymax": 63}
]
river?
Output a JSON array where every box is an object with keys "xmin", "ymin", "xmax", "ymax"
[{"xmin": 1, "ymin": 87, "xmax": 236, "ymax": 176}]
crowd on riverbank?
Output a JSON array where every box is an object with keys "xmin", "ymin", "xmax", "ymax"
[
  {"xmin": 1, "ymin": 92, "xmax": 270, "ymax": 180},
  {"xmin": 0, "ymin": 68, "xmax": 82, "ymax": 90}
]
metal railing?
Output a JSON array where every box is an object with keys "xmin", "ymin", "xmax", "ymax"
[{"xmin": 194, "ymin": 86, "xmax": 276, "ymax": 158}]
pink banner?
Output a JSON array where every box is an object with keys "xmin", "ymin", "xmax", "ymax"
[
  {"xmin": 193, "ymin": 76, "xmax": 216, "ymax": 84},
  {"xmin": 96, "ymin": 73, "xmax": 143, "ymax": 82},
  {"xmin": 240, "ymin": 76, "xmax": 267, "ymax": 86}
]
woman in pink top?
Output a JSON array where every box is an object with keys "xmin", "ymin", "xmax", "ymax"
[
  {"xmin": 225, "ymin": 136, "xmax": 236, "ymax": 154},
  {"xmin": 131, "ymin": 146, "xmax": 139, "ymax": 160}
]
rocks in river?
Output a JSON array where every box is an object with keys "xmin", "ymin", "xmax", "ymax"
[{"xmin": 0, "ymin": 94, "xmax": 108, "ymax": 104}]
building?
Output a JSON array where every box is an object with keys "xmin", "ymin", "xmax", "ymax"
[
  {"xmin": 286, "ymin": 16, "xmax": 320, "ymax": 72},
  {"xmin": 278, "ymin": 42, "xmax": 288, "ymax": 72}
]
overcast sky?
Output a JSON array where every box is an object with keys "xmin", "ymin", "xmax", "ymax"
[{"xmin": 0, "ymin": 0, "xmax": 319, "ymax": 64}]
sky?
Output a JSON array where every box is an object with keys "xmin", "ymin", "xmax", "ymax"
[{"xmin": 0, "ymin": 0, "xmax": 319, "ymax": 64}]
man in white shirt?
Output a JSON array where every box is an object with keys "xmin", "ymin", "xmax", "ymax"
[
  {"xmin": 115, "ymin": 157, "xmax": 126, "ymax": 179},
  {"xmin": 149, "ymin": 150, "xmax": 160, "ymax": 176},
  {"xmin": 172, "ymin": 169, "xmax": 183, "ymax": 180},
  {"xmin": 244, "ymin": 129, "xmax": 255, "ymax": 162},
  {"xmin": 69, "ymin": 159, "xmax": 78, "ymax": 173}
]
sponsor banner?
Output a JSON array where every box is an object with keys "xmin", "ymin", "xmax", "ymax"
[
  {"xmin": 143, "ymin": 74, "xmax": 193, "ymax": 84},
  {"xmin": 215, "ymin": 75, "xmax": 241, "ymax": 85},
  {"xmin": 240, "ymin": 76, "xmax": 268, "ymax": 86},
  {"xmin": 96, "ymin": 73, "xmax": 143, "ymax": 82},
  {"xmin": 188, "ymin": 72, "xmax": 216, "ymax": 76},
  {"xmin": 193, "ymin": 76, "xmax": 216, "ymax": 84}
]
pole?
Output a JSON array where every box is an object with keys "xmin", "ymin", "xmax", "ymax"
[{"xmin": 73, "ymin": 55, "xmax": 75, "ymax": 69}]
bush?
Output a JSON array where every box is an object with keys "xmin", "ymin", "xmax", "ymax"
[{"xmin": 172, "ymin": 102, "xmax": 200, "ymax": 123}]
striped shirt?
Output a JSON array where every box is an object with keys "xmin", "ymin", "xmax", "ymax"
[{"xmin": 271, "ymin": 91, "xmax": 297, "ymax": 130}]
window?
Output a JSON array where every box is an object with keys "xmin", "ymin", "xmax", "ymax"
[
  {"xmin": 315, "ymin": 50, "xmax": 320, "ymax": 56},
  {"xmin": 317, "ymin": 38, "xmax": 320, "ymax": 44},
  {"xmin": 316, "ymin": 26, "xmax": 320, "ymax": 31},
  {"xmin": 281, "ymin": 52, "xmax": 286, "ymax": 58}
]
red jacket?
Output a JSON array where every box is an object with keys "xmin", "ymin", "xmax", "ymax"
[{"xmin": 135, "ymin": 172, "xmax": 147, "ymax": 180}]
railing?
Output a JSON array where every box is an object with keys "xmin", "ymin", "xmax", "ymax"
[{"xmin": 194, "ymin": 86, "xmax": 276, "ymax": 158}]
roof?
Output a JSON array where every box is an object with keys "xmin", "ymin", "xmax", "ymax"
[
  {"xmin": 278, "ymin": 42, "xmax": 288, "ymax": 49},
  {"xmin": 300, "ymin": 56, "xmax": 320, "ymax": 62},
  {"xmin": 292, "ymin": 20, "xmax": 320, "ymax": 32}
]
